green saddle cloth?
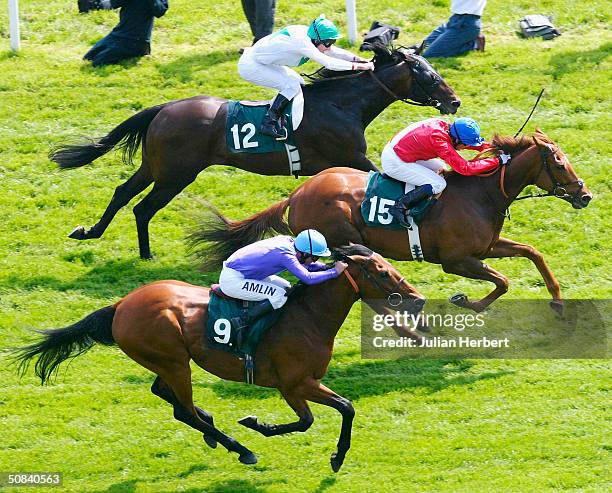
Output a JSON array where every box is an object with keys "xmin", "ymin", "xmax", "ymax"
[
  {"xmin": 226, "ymin": 100, "xmax": 296, "ymax": 154},
  {"xmin": 206, "ymin": 292, "xmax": 282, "ymax": 357},
  {"xmin": 361, "ymin": 171, "xmax": 435, "ymax": 229}
]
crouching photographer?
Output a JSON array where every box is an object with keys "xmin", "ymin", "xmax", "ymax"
[{"xmin": 80, "ymin": 0, "xmax": 168, "ymax": 67}]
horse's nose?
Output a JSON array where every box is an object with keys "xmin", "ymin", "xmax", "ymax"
[
  {"xmin": 580, "ymin": 194, "xmax": 592, "ymax": 207},
  {"xmin": 413, "ymin": 297, "xmax": 426, "ymax": 312},
  {"xmin": 451, "ymin": 100, "xmax": 461, "ymax": 108}
]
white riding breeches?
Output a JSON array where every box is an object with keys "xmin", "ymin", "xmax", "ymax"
[
  {"xmin": 238, "ymin": 51, "xmax": 304, "ymax": 101},
  {"xmin": 219, "ymin": 265, "xmax": 291, "ymax": 309},
  {"xmin": 381, "ymin": 144, "xmax": 447, "ymax": 194}
]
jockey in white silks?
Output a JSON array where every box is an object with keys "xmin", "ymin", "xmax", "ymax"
[{"xmin": 238, "ymin": 14, "xmax": 374, "ymax": 140}]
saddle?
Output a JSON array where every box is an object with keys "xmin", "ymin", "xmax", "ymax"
[
  {"xmin": 226, "ymin": 100, "xmax": 297, "ymax": 154},
  {"xmin": 361, "ymin": 172, "xmax": 436, "ymax": 229},
  {"xmin": 206, "ymin": 283, "xmax": 284, "ymax": 357}
]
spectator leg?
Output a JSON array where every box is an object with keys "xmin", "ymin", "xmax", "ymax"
[
  {"xmin": 241, "ymin": 0, "xmax": 258, "ymax": 39},
  {"xmin": 424, "ymin": 15, "xmax": 481, "ymax": 58},
  {"xmin": 423, "ymin": 21, "xmax": 448, "ymax": 49},
  {"xmin": 253, "ymin": 0, "xmax": 276, "ymax": 41}
]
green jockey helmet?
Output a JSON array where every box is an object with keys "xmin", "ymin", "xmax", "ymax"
[{"xmin": 307, "ymin": 15, "xmax": 341, "ymax": 42}]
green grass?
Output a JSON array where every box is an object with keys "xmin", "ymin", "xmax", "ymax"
[{"xmin": 0, "ymin": 0, "xmax": 611, "ymax": 491}]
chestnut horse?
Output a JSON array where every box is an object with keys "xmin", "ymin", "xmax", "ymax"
[
  {"xmin": 49, "ymin": 47, "xmax": 460, "ymax": 259},
  {"xmin": 12, "ymin": 245, "xmax": 425, "ymax": 471},
  {"xmin": 191, "ymin": 130, "xmax": 592, "ymax": 313}
]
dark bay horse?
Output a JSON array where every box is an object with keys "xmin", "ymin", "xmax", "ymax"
[
  {"xmin": 49, "ymin": 47, "xmax": 460, "ymax": 259},
  {"xmin": 191, "ymin": 130, "xmax": 592, "ymax": 313},
  {"xmin": 12, "ymin": 245, "xmax": 425, "ymax": 471}
]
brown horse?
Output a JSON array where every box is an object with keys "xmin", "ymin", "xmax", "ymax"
[
  {"xmin": 49, "ymin": 47, "xmax": 460, "ymax": 259},
  {"xmin": 191, "ymin": 130, "xmax": 592, "ymax": 313},
  {"xmin": 12, "ymin": 244, "xmax": 425, "ymax": 471}
]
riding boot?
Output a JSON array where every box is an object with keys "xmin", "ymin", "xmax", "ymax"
[
  {"xmin": 390, "ymin": 184, "xmax": 434, "ymax": 227},
  {"xmin": 259, "ymin": 95, "xmax": 291, "ymax": 140},
  {"xmin": 230, "ymin": 300, "xmax": 274, "ymax": 347}
]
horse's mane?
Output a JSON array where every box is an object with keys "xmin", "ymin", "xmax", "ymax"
[
  {"xmin": 490, "ymin": 129, "xmax": 552, "ymax": 154},
  {"xmin": 331, "ymin": 244, "xmax": 374, "ymax": 259},
  {"xmin": 305, "ymin": 44, "xmax": 402, "ymax": 84}
]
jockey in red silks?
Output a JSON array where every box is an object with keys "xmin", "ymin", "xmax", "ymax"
[{"xmin": 381, "ymin": 117, "xmax": 510, "ymax": 226}]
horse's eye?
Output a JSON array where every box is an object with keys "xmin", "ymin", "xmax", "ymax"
[{"xmin": 380, "ymin": 271, "xmax": 389, "ymax": 278}]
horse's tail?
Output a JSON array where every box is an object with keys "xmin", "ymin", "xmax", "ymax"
[
  {"xmin": 188, "ymin": 199, "xmax": 292, "ymax": 272},
  {"xmin": 9, "ymin": 306, "xmax": 116, "ymax": 385},
  {"xmin": 49, "ymin": 103, "xmax": 169, "ymax": 169}
]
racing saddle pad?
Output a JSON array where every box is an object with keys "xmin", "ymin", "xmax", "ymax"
[
  {"xmin": 206, "ymin": 287, "xmax": 282, "ymax": 358},
  {"xmin": 226, "ymin": 100, "xmax": 297, "ymax": 154},
  {"xmin": 361, "ymin": 171, "xmax": 435, "ymax": 229}
]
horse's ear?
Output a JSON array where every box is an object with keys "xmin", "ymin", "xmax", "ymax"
[
  {"xmin": 532, "ymin": 134, "xmax": 544, "ymax": 147},
  {"xmin": 404, "ymin": 40, "xmax": 425, "ymax": 56},
  {"xmin": 370, "ymin": 41, "xmax": 393, "ymax": 62}
]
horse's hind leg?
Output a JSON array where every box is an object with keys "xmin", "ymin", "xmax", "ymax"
[
  {"xmin": 485, "ymin": 237, "xmax": 563, "ymax": 314},
  {"xmin": 132, "ymin": 179, "xmax": 195, "ymax": 259},
  {"xmin": 158, "ymin": 365, "xmax": 258, "ymax": 465},
  {"xmin": 69, "ymin": 166, "xmax": 152, "ymax": 240},
  {"xmin": 443, "ymin": 256, "xmax": 509, "ymax": 312},
  {"xmin": 151, "ymin": 376, "xmax": 217, "ymax": 449},
  {"xmin": 238, "ymin": 388, "xmax": 314, "ymax": 437}
]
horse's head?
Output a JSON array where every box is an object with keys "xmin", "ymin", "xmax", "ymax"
[
  {"xmin": 332, "ymin": 244, "xmax": 425, "ymax": 314},
  {"xmin": 373, "ymin": 45, "xmax": 460, "ymax": 114},
  {"xmin": 530, "ymin": 129, "xmax": 593, "ymax": 209}
]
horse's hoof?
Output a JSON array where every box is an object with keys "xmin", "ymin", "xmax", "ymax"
[
  {"xmin": 450, "ymin": 293, "xmax": 468, "ymax": 306},
  {"xmin": 238, "ymin": 415, "xmax": 258, "ymax": 429},
  {"xmin": 140, "ymin": 253, "xmax": 154, "ymax": 261},
  {"xmin": 550, "ymin": 300, "xmax": 564, "ymax": 316},
  {"xmin": 68, "ymin": 226, "xmax": 87, "ymax": 240},
  {"xmin": 238, "ymin": 451, "xmax": 258, "ymax": 465},
  {"xmin": 330, "ymin": 452, "xmax": 344, "ymax": 473},
  {"xmin": 202, "ymin": 434, "xmax": 217, "ymax": 449}
]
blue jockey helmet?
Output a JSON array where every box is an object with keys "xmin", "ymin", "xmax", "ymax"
[
  {"xmin": 307, "ymin": 15, "xmax": 341, "ymax": 42},
  {"xmin": 449, "ymin": 117, "xmax": 486, "ymax": 146},
  {"xmin": 294, "ymin": 229, "xmax": 332, "ymax": 257}
]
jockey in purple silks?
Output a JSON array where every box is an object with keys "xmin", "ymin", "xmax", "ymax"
[{"xmin": 219, "ymin": 229, "xmax": 347, "ymax": 330}]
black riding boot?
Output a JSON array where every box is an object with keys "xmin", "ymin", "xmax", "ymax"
[
  {"xmin": 231, "ymin": 299, "xmax": 276, "ymax": 349},
  {"xmin": 231, "ymin": 299, "xmax": 275, "ymax": 332},
  {"xmin": 389, "ymin": 184, "xmax": 434, "ymax": 227},
  {"xmin": 259, "ymin": 95, "xmax": 290, "ymax": 140}
]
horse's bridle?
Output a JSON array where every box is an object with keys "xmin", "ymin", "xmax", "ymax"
[
  {"xmin": 515, "ymin": 145, "xmax": 585, "ymax": 202},
  {"xmin": 492, "ymin": 144, "xmax": 585, "ymax": 202},
  {"xmin": 368, "ymin": 53, "xmax": 442, "ymax": 109},
  {"xmin": 340, "ymin": 254, "xmax": 406, "ymax": 306}
]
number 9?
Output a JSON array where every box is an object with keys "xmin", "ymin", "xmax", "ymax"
[{"xmin": 213, "ymin": 319, "xmax": 232, "ymax": 344}]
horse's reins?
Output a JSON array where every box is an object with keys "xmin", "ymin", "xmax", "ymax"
[
  {"xmin": 341, "ymin": 254, "xmax": 406, "ymax": 306},
  {"xmin": 478, "ymin": 144, "xmax": 585, "ymax": 206},
  {"xmin": 302, "ymin": 53, "xmax": 442, "ymax": 109}
]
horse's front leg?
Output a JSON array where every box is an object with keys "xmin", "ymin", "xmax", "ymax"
[
  {"xmin": 442, "ymin": 256, "xmax": 509, "ymax": 312},
  {"xmin": 302, "ymin": 379, "xmax": 355, "ymax": 472},
  {"xmin": 485, "ymin": 237, "xmax": 563, "ymax": 314}
]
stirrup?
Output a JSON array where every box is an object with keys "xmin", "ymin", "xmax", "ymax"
[
  {"xmin": 274, "ymin": 126, "xmax": 288, "ymax": 141},
  {"xmin": 230, "ymin": 316, "xmax": 248, "ymax": 331},
  {"xmin": 259, "ymin": 122, "xmax": 287, "ymax": 140},
  {"xmin": 389, "ymin": 205, "xmax": 411, "ymax": 228}
]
